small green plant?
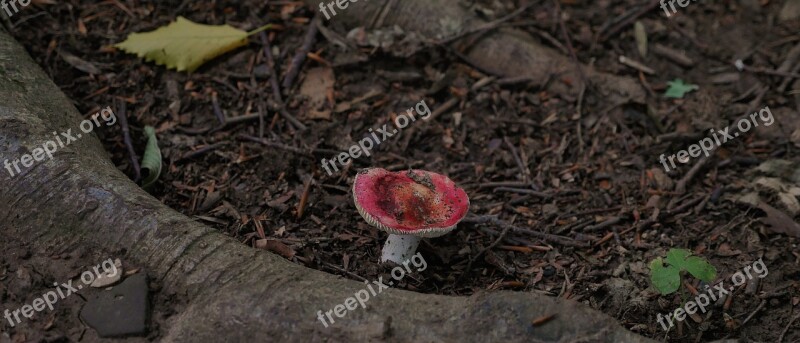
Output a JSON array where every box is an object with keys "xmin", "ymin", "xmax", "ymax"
[
  {"xmin": 649, "ymin": 248, "xmax": 716, "ymax": 295},
  {"xmin": 664, "ymin": 79, "xmax": 699, "ymax": 98}
]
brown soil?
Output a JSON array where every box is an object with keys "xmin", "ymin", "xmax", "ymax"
[{"xmin": 2, "ymin": 0, "xmax": 799, "ymax": 342}]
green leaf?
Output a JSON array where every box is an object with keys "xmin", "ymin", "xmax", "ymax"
[
  {"xmin": 115, "ymin": 17, "xmax": 270, "ymax": 72},
  {"xmin": 683, "ymin": 256, "xmax": 717, "ymax": 282},
  {"xmin": 664, "ymin": 79, "xmax": 699, "ymax": 98},
  {"xmin": 666, "ymin": 248, "xmax": 692, "ymax": 269},
  {"xmin": 649, "ymin": 257, "xmax": 681, "ymax": 295},
  {"xmin": 141, "ymin": 126, "xmax": 162, "ymax": 189}
]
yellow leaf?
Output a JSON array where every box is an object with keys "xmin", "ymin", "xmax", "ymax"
[{"xmin": 115, "ymin": 17, "xmax": 268, "ymax": 72}]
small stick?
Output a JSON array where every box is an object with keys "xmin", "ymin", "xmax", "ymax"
[
  {"xmin": 493, "ymin": 187, "xmax": 551, "ymax": 199},
  {"xmin": 652, "ymin": 43, "xmax": 694, "ymax": 67},
  {"xmin": 778, "ymin": 312, "xmax": 800, "ymax": 343},
  {"xmin": 740, "ymin": 299, "xmax": 766, "ymax": 326},
  {"xmin": 115, "ymin": 100, "xmax": 141, "ymax": 182},
  {"xmin": 211, "ymin": 91, "xmax": 225, "ymax": 126},
  {"xmin": 282, "ymin": 14, "xmax": 321, "ymax": 93},
  {"xmin": 322, "ymin": 262, "xmax": 367, "ymax": 282},
  {"xmin": 742, "ymin": 64, "xmax": 800, "ymax": 79},
  {"xmin": 583, "ymin": 216, "xmax": 622, "ymax": 232},
  {"xmin": 456, "ymin": 225, "xmax": 510, "ymax": 284},
  {"xmin": 296, "ymin": 177, "xmax": 313, "ymax": 219},
  {"xmin": 619, "ymin": 56, "xmax": 655, "ymax": 74},
  {"xmin": 531, "ymin": 314, "xmax": 557, "ymax": 326},
  {"xmin": 674, "ymin": 156, "xmax": 711, "ymax": 194},
  {"xmin": 464, "ymin": 215, "xmax": 590, "ymax": 247},
  {"xmin": 259, "ymin": 32, "xmax": 308, "ymax": 131},
  {"xmin": 238, "ymin": 134, "xmax": 311, "ymax": 156},
  {"xmin": 504, "ymin": 136, "xmax": 531, "ymax": 183},
  {"xmin": 178, "ymin": 143, "xmax": 226, "ymax": 162},
  {"xmin": 475, "ymin": 181, "xmax": 530, "ymax": 189}
]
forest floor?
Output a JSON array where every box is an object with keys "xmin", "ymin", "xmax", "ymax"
[{"xmin": 2, "ymin": 0, "xmax": 800, "ymax": 342}]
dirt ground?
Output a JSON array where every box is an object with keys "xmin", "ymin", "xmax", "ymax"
[{"xmin": 1, "ymin": 0, "xmax": 800, "ymax": 342}]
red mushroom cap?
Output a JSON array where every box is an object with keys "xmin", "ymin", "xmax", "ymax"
[{"xmin": 352, "ymin": 168, "xmax": 470, "ymax": 237}]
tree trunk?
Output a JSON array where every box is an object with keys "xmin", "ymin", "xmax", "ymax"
[{"xmin": 0, "ymin": 6, "xmax": 654, "ymax": 343}]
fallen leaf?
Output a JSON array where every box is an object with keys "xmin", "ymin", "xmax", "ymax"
[
  {"xmin": 115, "ymin": 17, "xmax": 270, "ymax": 72},
  {"xmin": 299, "ymin": 67, "xmax": 335, "ymax": 120},
  {"xmin": 757, "ymin": 202, "xmax": 800, "ymax": 238},
  {"xmin": 634, "ymin": 21, "xmax": 647, "ymax": 58},
  {"xmin": 141, "ymin": 126, "xmax": 162, "ymax": 189},
  {"xmin": 59, "ymin": 50, "xmax": 102, "ymax": 74}
]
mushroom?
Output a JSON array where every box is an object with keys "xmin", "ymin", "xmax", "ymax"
[{"xmin": 352, "ymin": 168, "xmax": 470, "ymax": 264}]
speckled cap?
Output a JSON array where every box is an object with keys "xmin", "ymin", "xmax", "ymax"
[{"xmin": 352, "ymin": 168, "xmax": 470, "ymax": 238}]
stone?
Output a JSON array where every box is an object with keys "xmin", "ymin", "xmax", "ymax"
[
  {"xmin": 80, "ymin": 273, "xmax": 149, "ymax": 337},
  {"xmin": 90, "ymin": 259, "xmax": 123, "ymax": 288}
]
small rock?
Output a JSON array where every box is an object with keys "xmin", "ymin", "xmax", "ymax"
[
  {"xmin": 542, "ymin": 203, "xmax": 559, "ymax": 216},
  {"xmin": 780, "ymin": 0, "xmax": 800, "ymax": 21},
  {"xmin": 90, "ymin": 259, "xmax": 123, "ymax": 288},
  {"xmin": 81, "ymin": 273, "xmax": 149, "ymax": 337}
]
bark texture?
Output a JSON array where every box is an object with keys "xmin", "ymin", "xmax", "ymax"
[{"xmin": 0, "ymin": 6, "xmax": 654, "ymax": 343}]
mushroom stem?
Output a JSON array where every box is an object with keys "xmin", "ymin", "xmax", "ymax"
[{"xmin": 380, "ymin": 234, "xmax": 421, "ymax": 264}]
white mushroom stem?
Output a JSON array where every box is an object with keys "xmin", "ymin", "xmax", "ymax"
[{"xmin": 380, "ymin": 234, "xmax": 421, "ymax": 264}]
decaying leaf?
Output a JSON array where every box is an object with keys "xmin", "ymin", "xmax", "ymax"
[
  {"xmin": 299, "ymin": 67, "xmax": 335, "ymax": 120},
  {"xmin": 141, "ymin": 126, "xmax": 162, "ymax": 189},
  {"xmin": 115, "ymin": 17, "xmax": 270, "ymax": 72},
  {"xmin": 634, "ymin": 21, "xmax": 647, "ymax": 58},
  {"xmin": 756, "ymin": 201, "xmax": 800, "ymax": 238},
  {"xmin": 59, "ymin": 50, "xmax": 102, "ymax": 74}
]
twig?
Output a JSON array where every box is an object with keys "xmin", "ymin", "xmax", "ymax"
[
  {"xmin": 211, "ymin": 91, "xmax": 225, "ymax": 126},
  {"xmin": 282, "ymin": 14, "xmax": 321, "ymax": 94},
  {"xmin": 114, "ymin": 100, "xmax": 141, "ymax": 182},
  {"xmin": 399, "ymin": 97, "xmax": 459, "ymax": 151},
  {"xmin": 618, "ymin": 56, "xmax": 655, "ymax": 75},
  {"xmin": 177, "ymin": 142, "xmax": 226, "ymax": 162},
  {"xmin": 742, "ymin": 64, "xmax": 800, "ymax": 79},
  {"xmin": 238, "ymin": 134, "xmax": 311, "ymax": 156},
  {"xmin": 259, "ymin": 32, "xmax": 308, "ymax": 131},
  {"xmin": 740, "ymin": 300, "xmax": 766, "ymax": 327},
  {"xmin": 583, "ymin": 216, "xmax": 622, "ymax": 232},
  {"xmin": 296, "ymin": 177, "xmax": 313, "ymax": 219},
  {"xmin": 322, "ymin": 262, "xmax": 367, "ymax": 282},
  {"xmin": 463, "ymin": 215, "xmax": 590, "ymax": 247},
  {"xmin": 456, "ymin": 225, "xmax": 510, "ymax": 284},
  {"xmin": 504, "ymin": 136, "xmax": 531, "ymax": 183},
  {"xmin": 493, "ymin": 187, "xmax": 551, "ymax": 199},
  {"xmin": 779, "ymin": 312, "xmax": 800, "ymax": 342},
  {"xmin": 674, "ymin": 156, "xmax": 710, "ymax": 194}
]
